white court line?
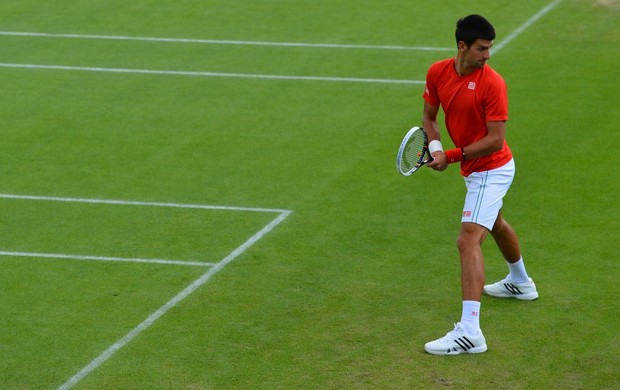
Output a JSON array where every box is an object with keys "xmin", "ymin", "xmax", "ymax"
[
  {"xmin": 0, "ymin": 193, "xmax": 288, "ymax": 213},
  {"xmin": 0, "ymin": 193, "xmax": 289, "ymax": 266},
  {"xmin": 0, "ymin": 31, "xmax": 453, "ymax": 52},
  {"xmin": 0, "ymin": 1, "xmax": 562, "ymax": 86},
  {"xmin": 0, "ymin": 193, "xmax": 292, "ymax": 388},
  {"xmin": 0, "ymin": 62, "xmax": 423, "ymax": 85},
  {"xmin": 57, "ymin": 208, "xmax": 292, "ymax": 390},
  {"xmin": 0, "ymin": 251, "xmax": 215, "ymax": 267},
  {"xmin": 0, "ymin": 30, "xmax": 448, "ymax": 85},
  {"xmin": 492, "ymin": 0, "xmax": 563, "ymax": 54}
]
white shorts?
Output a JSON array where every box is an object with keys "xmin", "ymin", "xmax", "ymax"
[{"xmin": 461, "ymin": 159, "xmax": 515, "ymax": 231}]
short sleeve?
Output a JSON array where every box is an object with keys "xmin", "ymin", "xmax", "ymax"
[
  {"xmin": 484, "ymin": 74, "xmax": 509, "ymax": 122},
  {"xmin": 423, "ymin": 64, "xmax": 440, "ymax": 107}
]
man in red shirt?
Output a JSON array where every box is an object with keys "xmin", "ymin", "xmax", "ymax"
[{"xmin": 422, "ymin": 14, "xmax": 538, "ymax": 355}]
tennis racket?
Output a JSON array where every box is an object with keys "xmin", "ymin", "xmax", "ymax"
[{"xmin": 396, "ymin": 126, "xmax": 433, "ymax": 176}]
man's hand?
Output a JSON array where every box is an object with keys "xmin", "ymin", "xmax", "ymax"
[{"xmin": 427, "ymin": 151, "xmax": 448, "ymax": 171}]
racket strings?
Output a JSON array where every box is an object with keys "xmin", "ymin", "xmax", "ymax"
[{"xmin": 401, "ymin": 135, "xmax": 426, "ymax": 171}]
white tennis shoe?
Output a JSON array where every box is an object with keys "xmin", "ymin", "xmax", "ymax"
[
  {"xmin": 424, "ymin": 323, "xmax": 487, "ymax": 355},
  {"xmin": 483, "ymin": 276, "xmax": 539, "ymax": 300}
]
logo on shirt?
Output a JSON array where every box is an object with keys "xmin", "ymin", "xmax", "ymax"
[{"xmin": 468, "ymin": 82, "xmax": 476, "ymax": 90}]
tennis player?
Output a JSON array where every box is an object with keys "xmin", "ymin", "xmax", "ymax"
[{"xmin": 421, "ymin": 14, "xmax": 538, "ymax": 355}]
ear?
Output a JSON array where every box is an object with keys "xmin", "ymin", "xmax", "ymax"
[{"xmin": 457, "ymin": 41, "xmax": 468, "ymax": 51}]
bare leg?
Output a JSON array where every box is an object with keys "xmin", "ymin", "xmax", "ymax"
[
  {"xmin": 457, "ymin": 222, "xmax": 489, "ymax": 301},
  {"xmin": 490, "ymin": 210, "xmax": 521, "ymax": 263}
]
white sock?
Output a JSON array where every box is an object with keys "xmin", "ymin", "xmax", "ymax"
[
  {"xmin": 460, "ymin": 300, "xmax": 481, "ymax": 337},
  {"xmin": 507, "ymin": 257, "xmax": 530, "ymax": 283}
]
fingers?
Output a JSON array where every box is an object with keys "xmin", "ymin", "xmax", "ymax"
[{"xmin": 428, "ymin": 152, "xmax": 448, "ymax": 171}]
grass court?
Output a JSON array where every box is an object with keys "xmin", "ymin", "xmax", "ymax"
[{"xmin": 0, "ymin": 0, "xmax": 618, "ymax": 388}]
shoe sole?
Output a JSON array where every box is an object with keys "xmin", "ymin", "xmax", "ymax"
[
  {"xmin": 424, "ymin": 344, "xmax": 488, "ymax": 355},
  {"xmin": 483, "ymin": 289, "xmax": 539, "ymax": 300}
]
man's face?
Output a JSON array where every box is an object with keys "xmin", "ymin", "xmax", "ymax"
[{"xmin": 461, "ymin": 39, "xmax": 493, "ymax": 68}]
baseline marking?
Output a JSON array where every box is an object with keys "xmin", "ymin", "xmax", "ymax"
[
  {"xmin": 0, "ymin": 63, "xmax": 423, "ymax": 85},
  {"xmin": 0, "ymin": 31, "xmax": 454, "ymax": 52},
  {"xmin": 0, "ymin": 251, "xmax": 215, "ymax": 267},
  {"xmin": 0, "ymin": 193, "xmax": 289, "ymax": 214},
  {"xmin": 492, "ymin": 0, "xmax": 563, "ymax": 54}
]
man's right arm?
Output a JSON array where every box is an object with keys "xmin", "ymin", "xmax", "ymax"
[{"xmin": 422, "ymin": 101, "xmax": 448, "ymax": 171}]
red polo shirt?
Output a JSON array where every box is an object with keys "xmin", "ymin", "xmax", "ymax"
[{"xmin": 423, "ymin": 58, "xmax": 512, "ymax": 176}]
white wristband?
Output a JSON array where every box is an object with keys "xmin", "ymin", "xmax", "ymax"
[{"xmin": 428, "ymin": 140, "xmax": 444, "ymax": 154}]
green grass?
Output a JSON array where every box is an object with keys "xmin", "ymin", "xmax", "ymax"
[{"xmin": 0, "ymin": 0, "xmax": 618, "ymax": 388}]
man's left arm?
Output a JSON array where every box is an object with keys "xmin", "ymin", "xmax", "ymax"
[{"xmin": 461, "ymin": 121, "xmax": 506, "ymax": 159}]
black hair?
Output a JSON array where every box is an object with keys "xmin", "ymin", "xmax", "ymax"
[{"xmin": 455, "ymin": 14, "xmax": 496, "ymax": 47}]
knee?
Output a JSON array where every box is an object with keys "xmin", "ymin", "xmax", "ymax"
[
  {"xmin": 456, "ymin": 235, "xmax": 471, "ymax": 253},
  {"xmin": 457, "ymin": 225, "xmax": 487, "ymax": 252},
  {"xmin": 456, "ymin": 232, "xmax": 473, "ymax": 253}
]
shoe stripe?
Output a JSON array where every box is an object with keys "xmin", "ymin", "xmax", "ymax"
[
  {"xmin": 462, "ymin": 337, "xmax": 475, "ymax": 348},
  {"xmin": 504, "ymin": 283, "xmax": 523, "ymax": 295},
  {"xmin": 454, "ymin": 339, "xmax": 467, "ymax": 351},
  {"xmin": 454, "ymin": 337, "xmax": 475, "ymax": 351}
]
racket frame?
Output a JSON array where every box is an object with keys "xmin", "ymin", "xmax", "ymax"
[{"xmin": 396, "ymin": 126, "xmax": 433, "ymax": 176}]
